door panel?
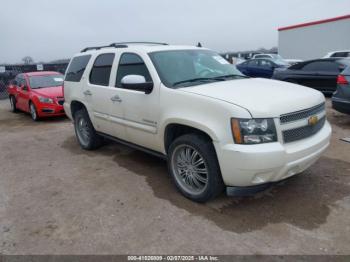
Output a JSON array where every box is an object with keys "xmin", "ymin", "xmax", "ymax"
[
  {"xmin": 297, "ymin": 60, "xmax": 339, "ymax": 92},
  {"xmin": 113, "ymin": 87, "xmax": 159, "ymax": 150},
  {"xmin": 83, "ymin": 84, "xmax": 126, "ymax": 139},
  {"xmin": 293, "ymin": 71, "xmax": 319, "ymax": 88},
  {"xmin": 84, "ymin": 52, "xmax": 126, "ymax": 140},
  {"xmin": 313, "ymin": 72, "xmax": 337, "ymax": 92},
  {"xmin": 113, "ymin": 52, "xmax": 160, "ymax": 151},
  {"xmin": 16, "ymin": 77, "xmax": 30, "ymax": 111}
]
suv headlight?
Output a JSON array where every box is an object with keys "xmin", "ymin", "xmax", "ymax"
[
  {"xmin": 231, "ymin": 118, "xmax": 277, "ymax": 144},
  {"xmin": 39, "ymin": 97, "xmax": 54, "ymax": 104}
]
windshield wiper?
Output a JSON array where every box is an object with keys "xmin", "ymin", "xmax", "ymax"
[
  {"xmin": 172, "ymin": 75, "xmax": 248, "ymax": 87},
  {"xmin": 173, "ymin": 77, "xmax": 225, "ymax": 87},
  {"xmin": 213, "ymin": 74, "xmax": 248, "ymax": 80}
]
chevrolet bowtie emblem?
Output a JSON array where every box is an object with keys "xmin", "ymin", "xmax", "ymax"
[{"xmin": 308, "ymin": 115, "xmax": 318, "ymax": 126}]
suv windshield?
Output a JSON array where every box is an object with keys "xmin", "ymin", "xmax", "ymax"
[
  {"xmin": 29, "ymin": 74, "xmax": 64, "ymax": 89},
  {"xmin": 149, "ymin": 49, "xmax": 245, "ymax": 88}
]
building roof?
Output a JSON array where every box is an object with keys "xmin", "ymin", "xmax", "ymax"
[{"xmin": 278, "ymin": 14, "xmax": 350, "ymax": 31}]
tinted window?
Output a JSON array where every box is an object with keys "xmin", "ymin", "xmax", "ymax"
[
  {"xmin": 89, "ymin": 53, "xmax": 115, "ymax": 86},
  {"xmin": 65, "ymin": 55, "xmax": 91, "ymax": 82},
  {"xmin": 116, "ymin": 53, "xmax": 151, "ymax": 87},
  {"xmin": 331, "ymin": 52, "xmax": 350, "ymax": 58},
  {"xmin": 342, "ymin": 65, "xmax": 350, "ymax": 75},
  {"xmin": 255, "ymin": 55, "xmax": 270, "ymax": 59},
  {"xmin": 259, "ymin": 60, "xmax": 273, "ymax": 68},
  {"xmin": 302, "ymin": 61, "xmax": 339, "ymax": 72},
  {"xmin": 247, "ymin": 60, "xmax": 259, "ymax": 66}
]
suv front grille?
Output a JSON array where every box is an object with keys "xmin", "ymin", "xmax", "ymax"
[
  {"xmin": 282, "ymin": 116, "xmax": 326, "ymax": 143},
  {"xmin": 280, "ymin": 103, "xmax": 325, "ymax": 124}
]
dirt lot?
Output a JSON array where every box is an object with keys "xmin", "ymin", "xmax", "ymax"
[{"xmin": 0, "ymin": 98, "xmax": 349, "ymax": 255}]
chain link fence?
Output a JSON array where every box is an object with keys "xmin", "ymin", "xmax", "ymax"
[{"xmin": 0, "ymin": 63, "xmax": 68, "ymax": 100}]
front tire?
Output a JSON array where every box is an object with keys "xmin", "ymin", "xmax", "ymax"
[
  {"xmin": 168, "ymin": 134, "xmax": 224, "ymax": 202},
  {"xmin": 9, "ymin": 96, "xmax": 18, "ymax": 113},
  {"xmin": 74, "ymin": 108, "xmax": 103, "ymax": 150},
  {"xmin": 29, "ymin": 102, "xmax": 39, "ymax": 121}
]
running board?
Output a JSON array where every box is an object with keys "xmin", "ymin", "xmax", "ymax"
[{"xmin": 97, "ymin": 132, "xmax": 167, "ymax": 160}]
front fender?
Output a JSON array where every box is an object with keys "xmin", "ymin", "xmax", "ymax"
[{"xmin": 160, "ymin": 118, "xmax": 219, "ymax": 143}]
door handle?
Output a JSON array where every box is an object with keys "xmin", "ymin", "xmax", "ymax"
[
  {"xmin": 83, "ymin": 90, "xmax": 92, "ymax": 96},
  {"xmin": 110, "ymin": 95, "xmax": 122, "ymax": 102}
]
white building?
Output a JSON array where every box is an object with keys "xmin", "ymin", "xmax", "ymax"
[{"xmin": 278, "ymin": 14, "xmax": 350, "ymax": 60}]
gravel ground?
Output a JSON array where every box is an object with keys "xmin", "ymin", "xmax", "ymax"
[{"xmin": 0, "ymin": 98, "xmax": 349, "ymax": 255}]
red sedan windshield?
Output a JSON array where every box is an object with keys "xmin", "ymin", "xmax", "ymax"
[{"xmin": 29, "ymin": 75, "xmax": 63, "ymax": 89}]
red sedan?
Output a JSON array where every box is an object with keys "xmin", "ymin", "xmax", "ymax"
[{"xmin": 7, "ymin": 71, "xmax": 65, "ymax": 121}]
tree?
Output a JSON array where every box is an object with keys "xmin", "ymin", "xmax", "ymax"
[{"xmin": 22, "ymin": 56, "xmax": 34, "ymax": 65}]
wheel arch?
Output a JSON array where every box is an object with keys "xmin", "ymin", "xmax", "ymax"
[
  {"xmin": 163, "ymin": 120, "xmax": 218, "ymax": 154},
  {"xmin": 70, "ymin": 100, "xmax": 88, "ymax": 119}
]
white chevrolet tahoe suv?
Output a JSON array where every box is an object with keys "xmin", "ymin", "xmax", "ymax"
[{"xmin": 63, "ymin": 42, "xmax": 332, "ymax": 202}]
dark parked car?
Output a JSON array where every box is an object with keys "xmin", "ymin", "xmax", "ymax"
[
  {"xmin": 236, "ymin": 58, "xmax": 289, "ymax": 78},
  {"xmin": 272, "ymin": 58, "xmax": 350, "ymax": 94},
  {"xmin": 332, "ymin": 66, "xmax": 350, "ymax": 114}
]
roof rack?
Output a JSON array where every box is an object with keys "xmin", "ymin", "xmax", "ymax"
[
  {"xmin": 110, "ymin": 42, "xmax": 168, "ymax": 46},
  {"xmin": 81, "ymin": 44, "xmax": 127, "ymax": 53},
  {"xmin": 80, "ymin": 42, "xmax": 168, "ymax": 53}
]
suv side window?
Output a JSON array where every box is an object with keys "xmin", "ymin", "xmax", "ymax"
[
  {"xmin": 65, "ymin": 55, "xmax": 91, "ymax": 82},
  {"xmin": 89, "ymin": 53, "xmax": 115, "ymax": 86},
  {"xmin": 302, "ymin": 61, "xmax": 338, "ymax": 72},
  {"xmin": 116, "ymin": 53, "xmax": 152, "ymax": 88}
]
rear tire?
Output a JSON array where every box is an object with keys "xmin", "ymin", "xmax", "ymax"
[
  {"xmin": 29, "ymin": 102, "xmax": 39, "ymax": 121},
  {"xmin": 74, "ymin": 108, "xmax": 103, "ymax": 150},
  {"xmin": 167, "ymin": 134, "xmax": 224, "ymax": 202},
  {"xmin": 9, "ymin": 96, "xmax": 18, "ymax": 113}
]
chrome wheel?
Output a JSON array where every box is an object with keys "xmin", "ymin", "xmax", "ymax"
[
  {"xmin": 171, "ymin": 145, "xmax": 208, "ymax": 195},
  {"xmin": 76, "ymin": 116, "xmax": 91, "ymax": 146},
  {"xmin": 30, "ymin": 103, "xmax": 37, "ymax": 120}
]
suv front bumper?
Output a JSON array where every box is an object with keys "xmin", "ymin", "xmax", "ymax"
[{"xmin": 215, "ymin": 120, "xmax": 331, "ymax": 187}]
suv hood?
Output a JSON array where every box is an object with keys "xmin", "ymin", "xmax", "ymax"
[
  {"xmin": 180, "ymin": 78, "xmax": 325, "ymax": 118},
  {"xmin": 31, "ymin": 86, "xmax": 63, "ymax": 98}
]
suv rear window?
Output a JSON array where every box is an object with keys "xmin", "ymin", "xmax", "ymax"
[
  {"xmin": 302, "ymin": 61, "xmax": 339, "ymax": 72},
  {"xmin": 89, "ymin": 53, "xmax": 115, "ymax": 86},
  {"xmin": 65, "ymin": 55, "xmax": 91, "ymax": 82},
  {"xmin": 330, "ymin": 52, "xmax": 350, "ymax": 58}
]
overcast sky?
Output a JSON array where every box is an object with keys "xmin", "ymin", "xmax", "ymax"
[{"xmin": 1, "ymin": 0, "xmax": 349, "ymax": 63}]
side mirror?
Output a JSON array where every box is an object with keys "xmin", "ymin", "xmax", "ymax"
[
  {"xmin": 22, "ymin": 85, "xmax": 28, "ymax": 91},
  {"xmin": 121, "ymin": 75, "xmax": 153, "ymax": 94}
]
